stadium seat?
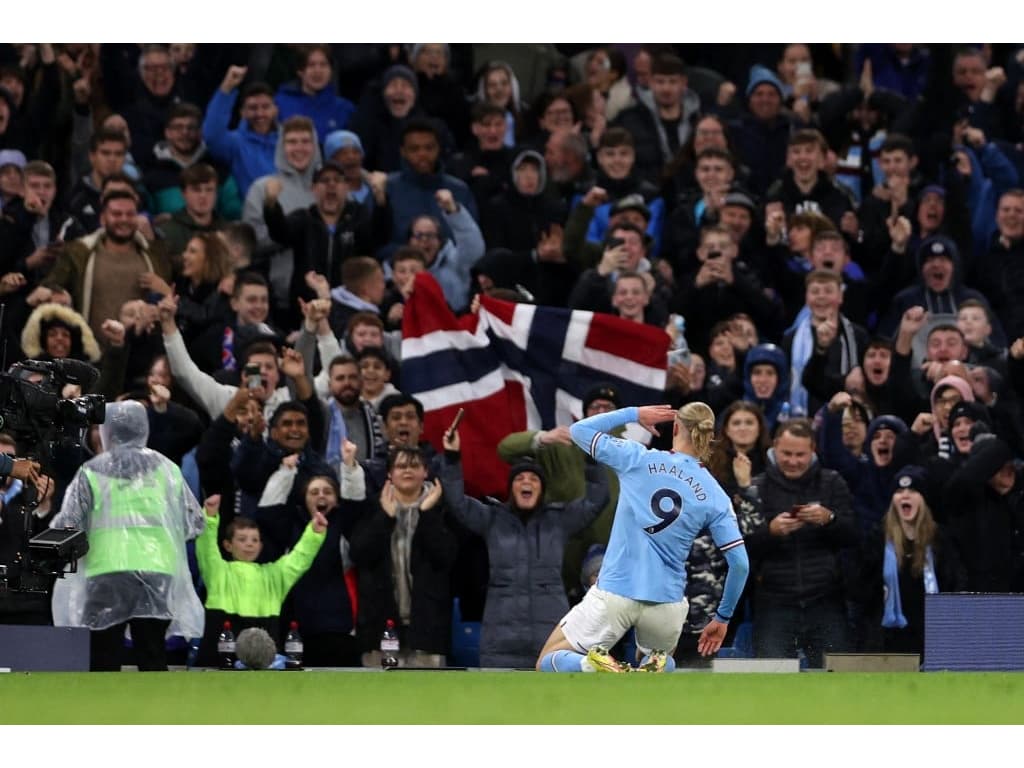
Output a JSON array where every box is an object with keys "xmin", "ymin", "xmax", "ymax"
[{"xmin": 449, "ymin": 598, "xmax": 480, "ymax": 668}]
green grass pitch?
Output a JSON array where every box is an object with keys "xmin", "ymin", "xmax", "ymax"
[{"xmin": 1, "ymin": 671, "xmax": 1022, "ymax": 724}]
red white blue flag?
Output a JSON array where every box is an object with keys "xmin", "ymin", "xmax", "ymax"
[{"xmin": 401, "ymin": 273, "xmax": 669, "ymax": 498}]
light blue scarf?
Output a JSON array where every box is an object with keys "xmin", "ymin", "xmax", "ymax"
[
  {"xmin": 882, "ymin": 540, "xmax": 938, "ymax": 629},
  {"xmin": 326, "ymin": 399, "xmax": 348, "ymax": 468}
]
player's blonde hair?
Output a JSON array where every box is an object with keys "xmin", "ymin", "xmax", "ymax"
[{"xmin": 677, "ymin": 401, "xmax": 716, "ymax": 463}]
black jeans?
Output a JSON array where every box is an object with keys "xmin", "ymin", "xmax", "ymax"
[
  {"xmin": 90, "ymin": 618, "xmax": 171, "ymax": 671},
  {"xmin": 754, "ymin": 596, "xmax": 850, "ymax": 668}
]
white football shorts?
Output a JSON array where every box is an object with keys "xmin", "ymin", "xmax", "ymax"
[{"xmin": 559, "ymin": 586, "xmax": 687, "ymax": 656}]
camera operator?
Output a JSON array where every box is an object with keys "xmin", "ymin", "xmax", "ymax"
[{"xmin": 0, "ymin": 433, "xmax": 53, "ymax": 625}]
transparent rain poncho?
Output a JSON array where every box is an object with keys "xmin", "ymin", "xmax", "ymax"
[{"xmin": 51, "ymin": 400, "xmax": 205, "ymax": 638}]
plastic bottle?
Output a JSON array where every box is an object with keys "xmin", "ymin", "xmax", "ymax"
[
  {"xmin": 217, "ymin": 621, "xmax": 236, "ymax": 670},
  {"xmin": 667, "ymin": 314, "xmax": 692, "ymax": 368},
  {"xmin": 284, "ymin": 620, "xmax": 304, "ymax": 670},
  {"xmin": 380, "ymin": 618, "xmax": 400, "ymax": 669}
]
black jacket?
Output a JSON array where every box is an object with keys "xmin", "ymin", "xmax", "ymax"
[
  {"xmin": 348, "ymin": 490, "xmax": 458, "ymax": 655},
  {"xmin": 743, "ymin": 454, "xmax": 858, "ymax": 605},
  {"xmin": 765, "ymin": 169, "xmax": 856, "ymax": 230},
  {"xmin": 263, "ymin": 198, "xmax": 383, "ymax": 305},
  {"xmin": 942, "ymin": 437, "xmax": 1024, "ymax": 592}
]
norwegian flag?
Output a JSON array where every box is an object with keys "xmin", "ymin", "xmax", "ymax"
[{"xmin": 401, "ymin": 273, "xmax": 669, "ymax": 499}]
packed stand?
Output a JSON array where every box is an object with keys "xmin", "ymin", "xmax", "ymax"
[{"xmin": 1, "ymin": 42, "xmax": 1023, "ymax": 670}]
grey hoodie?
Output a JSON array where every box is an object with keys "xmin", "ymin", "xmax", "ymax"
[{"xmin": 243, "ymin": 128, "xmax": 322, "ymax": 306}]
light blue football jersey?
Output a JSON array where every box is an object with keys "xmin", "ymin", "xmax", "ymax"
[{"xmin": 570, "ymin": 407, "xmax": 744, "ymax": 605}]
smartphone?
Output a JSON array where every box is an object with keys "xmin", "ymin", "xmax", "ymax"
[
  {"xmin": 243, "ymin": 363, "xmax": 262, "ymax": 389},
  {"xmin": 606, "ymin": 236, "xmax": 625, "ymax": 250},
  {"xmin": 446, "ymin": 408, "xmax": 465, "ymax": 440},
  {"xmin": 796, "ymin": 61, "xmax": 813, "ymax": 79}
]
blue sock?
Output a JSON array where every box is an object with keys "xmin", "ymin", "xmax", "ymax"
[
  {"xmin": 640, "ymin": 653, "xmax": 677, "ymax": 672},
  {"xmin": 538, "ymin": 649, "xmax": 587, "ymax": 672}
]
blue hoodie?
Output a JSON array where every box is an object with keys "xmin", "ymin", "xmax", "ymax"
[
  {"xmin": 742, "ymin": 343, "xmax": 790, "ymax": 431},
  {"xmin": 819, "ymin": 411, "xmax": 907, "ymax": 537},
  {"xmin": 202, "ymin": 88, "xmax": 280, "ymax": 198},
  {"xmin": 275, "ymin": 81, "xmax": 355, "ymax": 147}
]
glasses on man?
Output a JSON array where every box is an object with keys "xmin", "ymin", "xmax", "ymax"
[
  {"xmin": 411, "ymin": 231, "xmax": 440, "ymax": 241},
  {"xmin": 934, "ymin": 394, "xmax": 962, "ymax": 408}
]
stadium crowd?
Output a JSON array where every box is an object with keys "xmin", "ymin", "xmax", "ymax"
[{"xmin": 1, "ymin": 42, "xmax": 1024, "ymax": 670}]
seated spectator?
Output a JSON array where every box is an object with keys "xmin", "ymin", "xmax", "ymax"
[
  {"xmin": 203, "ymin": 67, "xmax": 280, "ymax": 198},
  {"xmin": 347, "ymin": 444, "xmax": 458, "ymax": 667},
  {"xmin": 158, "ymin": 163, "xmax": 228, "ymax": 264},
  {"xmin": 194, "ymin": 493, "xmax": 327, "ymax": 666},
  {"xmin": 441, "ymin": 424, "xmax": 608, "ymax": 668},
  {"xmin": 144, "ymin": 103, "xmax": 241, "ymax": 220},
  {"xmin": 274, "ymin": 45, "xmax": 355, "ymax": 143},
  {"xmin": 860, "ymin": 465, "xmax": 964, "ymax": 656}
]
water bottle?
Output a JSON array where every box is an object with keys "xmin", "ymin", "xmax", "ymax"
[
  {"xmin": 380, "ymin": 618, "xmax": 400, "ymax": 669},
  {"xmin": 284, "ymin": 620, "xmax": 304, "ymax": 670},
  {"xmin": 217, "ymin": 621, "xmax": 236, "ymax": 670},
  {"xmin": 667, "ymin": 314, "xmax": 691, "ymax": 368}
]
